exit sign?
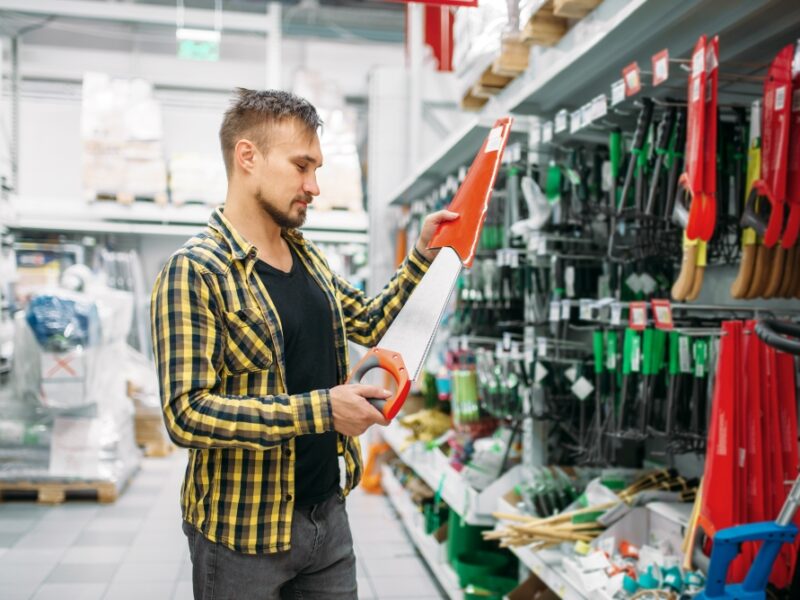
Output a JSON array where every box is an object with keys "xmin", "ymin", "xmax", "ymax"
[{"xmin": 176, "ymin": 28, "xmax": 220, "ymax": 61}]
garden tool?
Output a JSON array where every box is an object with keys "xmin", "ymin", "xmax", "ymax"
[
  {"xmin": 697, "ymin": 320, "xmax": 800, "ymax": 599},
  {"xmin": 645, "ymin": 106, "xmax": 677, "ymax": 216},
  {"xmin": 731, "ymin": 100, "xmax": 762, "ymax": 299},
  {"xmin": 741, "ymin": 44, "xmax": 794, "ymax": 299},
  {"xmin": 664, "ymin": 109, "xmax": 686, "ymax": 221},
  {"xmin": 348, "ymin": 117, "xmax": 512, "ymax": 419},
  {"xmin": 672, "ymin": 36, "xmax": 708, "ymax": 300},
  {"xmin": 778, "ymin": 43, "xmax": 800, "ymax": 297}
]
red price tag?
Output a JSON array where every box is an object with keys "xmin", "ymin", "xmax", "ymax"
[
  {"xmin": 623, "ymin": 62, "xmax": 641, "ymax": 97},
  {"xmin": 628, "ymin": 301, "xmax": 647, "ymax": 331},
  {"xmin": 651, "ymin": 299, "xmax": 674, "ymax": 330},
  {"xmin": 652, "ymin": 49, "xmax": 669, "ymax": 86}
]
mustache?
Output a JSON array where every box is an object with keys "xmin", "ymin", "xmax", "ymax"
[{"xmin": 293, "ymin": 194, "xmax": 313, "ymax": 205}]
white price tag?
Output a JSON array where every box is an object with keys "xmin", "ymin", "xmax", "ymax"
[
  {"xmin": 537, "ymin": 337, "xmax": 548, "ymax": 358},
  {"xmin": 776, "ymin": 85, "xmax": 787, "ymax": 111},
  {"xmin": 550, "ymin": 301, "xmax": 561, "ymax": 322},
  {"xmin": 611, "ymin": 79, "xmax": 626, "ymax": 106},
  {"xmin": 579, "ymin": 299, "xmax": 593, "ymax": 321},
  {"xmin": 565, "ymin": 365, "xmax": 578, "ymax": 383},
  {"xmin": 581, "ymin": 102, "xmax": 592, "ymax": 127},
  {"xmin": 485, "ymin": 125, "xmax": 504, "ymax": 153},
  {"xmin": 554, "ymin": 110, "xmax": 568, "ymax": 134},
  {"xmin": 502, "ymin": 332, "xmax": 512, "ymax": 351},
  {"xmin": 561, "ymin": 299, "xmax": 571, "ymax": 320},
  {"xmin": 534, "ymin": 361, "xmax": 549, "ymax": 383},
  {"xmin": 611, "ymin": 302, "xmax": 623, "ymax": 326},
  {"xmin": 572, "ymin": 377, "xmax": 594, "ymax": 400},
  {"xmin": 530, "ymin": 124, "xmax": 541, "ymax": 147},
  {"xmin": 631, "ymin": 340, "xmax": 641, "ymax": 372},
  {"xmin": 639, "ymin": 272, "xmax": 657, "ymax": 295},
  {"xmin": 565, "ymin": 266, "xmax": 576, "ymax": 298},
  {"xmin": 679, "ymin": 336, "xmax": 691, "ymax": 373},
  {"xmin": 691, "ymin": 77, "xmax": 702, "ymax": 102},
  {"xmin": 542, "ymin": 121, "xmax": 554, "ymax": 143},
  {"xmin": 570, "ymin": 109, "xmax": 582, "ymax": 133},
  {"xmin": 626, "ymin": 272, "xmax": 643, "ymax": 293},
  {"xmin": 591, "ymin": 94, "xmax": 608, "ymax": 121},
  {"xmin": 458, "ymin": 166, "xmax": 467, "ymax": 181},
  {"xmin": 525, "ymin": 348, "xmax": 534, "ymax": 364},
  {"xmin": 606, "ymin": 346, "xmax": 617, "ymax": 370},
  {"xmin": 692, "ymin": 48, "xmax": 705, "ymax": 76}
]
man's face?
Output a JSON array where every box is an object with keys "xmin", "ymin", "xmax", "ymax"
[{"xmin": 251, "ymin": 118, "xmax": 323, "ymax": 228}]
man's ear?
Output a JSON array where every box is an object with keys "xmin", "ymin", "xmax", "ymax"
[{"xmin": 234, "ymin": 139, "xmax": 258, "ymax": 174}]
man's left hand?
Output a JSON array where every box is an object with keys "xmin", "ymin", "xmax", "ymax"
[{"xmin": 415, "ymin": 210, "xmax": 460, "ymax": 262}]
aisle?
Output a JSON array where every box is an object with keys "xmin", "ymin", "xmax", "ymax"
[{"xmin": 0, "ymin": 449, "xmax": 446, "ymax": 600}]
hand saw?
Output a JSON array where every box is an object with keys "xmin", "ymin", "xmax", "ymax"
[
  {"xmin": 347, "ymin": 117, "xmax": 513, "ymax": 420},
  {"xmin": 779, "ymin": 43, "xmax": 800, "ymax": 249}
]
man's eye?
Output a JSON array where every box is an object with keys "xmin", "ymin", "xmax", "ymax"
[{"xmin": 296, "ymin": 164, "xmax": 308, "ymax": 172}]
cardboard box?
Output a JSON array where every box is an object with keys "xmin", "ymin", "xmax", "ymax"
[
  {"xmin": 505, "ymin": 572, "xmax": 558, "ymax": 600},
  {"xmin": 40, "ymin": 349, "xmax": 88, "ymax": 410}
]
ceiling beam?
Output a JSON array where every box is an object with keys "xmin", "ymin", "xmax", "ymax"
[{"xmin": 0, "ymin": 0, "xmax": 275, "ymax": 34}]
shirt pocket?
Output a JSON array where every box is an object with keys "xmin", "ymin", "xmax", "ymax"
[{"xmin": 222, "ymin": 307, "xmax": 274, "ymax": 374}]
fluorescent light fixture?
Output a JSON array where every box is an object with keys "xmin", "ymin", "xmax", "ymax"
[{"xmin": 176, "ymin": 27, "xmax": 221, "ymax": 42}]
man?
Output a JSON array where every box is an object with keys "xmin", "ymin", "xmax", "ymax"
[{"xmin": 150, "ymin": 88, "xmax": 457, "ymax": 600}]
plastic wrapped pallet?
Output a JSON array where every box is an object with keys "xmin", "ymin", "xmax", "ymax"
[
  {"xmin": 81, "ymin": 72, "xmax": 168, "ymax": 203},
  {"xmin": 0, "ymin": 285, "xmax": 141, "ymax": 495},
  {"xmin": 169, "ymin": 153, "xmax": 227, "ymax": 206}
]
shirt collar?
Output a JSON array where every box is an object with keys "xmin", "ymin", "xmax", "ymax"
[{"xmin": 209, "ymin": 207, "xmax": 307, "ymax": 263}]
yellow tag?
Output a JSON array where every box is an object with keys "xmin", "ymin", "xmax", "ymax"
[
  {"xmin": 696, "ymin": 241, "xmax": 708, "ymax": 267},
  {"xmin": 574, "ymin": 540, "xmax": 592, "ymax": 555}
]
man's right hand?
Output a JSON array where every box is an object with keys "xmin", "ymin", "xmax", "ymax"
[{"xmin": 329, "ymin": 384, "xmax": 391, "ymax": 436}]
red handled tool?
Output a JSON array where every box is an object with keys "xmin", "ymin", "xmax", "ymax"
[
  {"xmin": 347, "ymin": 117, "xmax": 513, "ymax": 419},
  {"xmin": 741, "ymin": 44, "xmax": 794, "ymax": 248},
  {"xmin": 780, "ymin": 44, "xmax": 800, "ymax": 249}
]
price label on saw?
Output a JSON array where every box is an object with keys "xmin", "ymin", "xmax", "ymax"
[
  {"xmin": 776, "ymin": 85, "xmax": 787, "ymax": 111},
  {"xmin": 679, "ymin": 336, "xmax": 691, "ymax": 373},
  {"xmin": 571, "ymin": 377, "xmax": 594, "ymax": 401},
  {"xmin": 537, "ymin": 337, "xmax": 548, "ymax": 358},
  {"xmin": 591, "ymin": 94, "xmax": 608, "ymax": 121}
]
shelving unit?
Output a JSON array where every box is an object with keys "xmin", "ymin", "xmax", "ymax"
[
  {"xmin": 390, "ymin": 0, "xmax": 800, "ymax": 207},
  {"xmin": 5, "ymin": 199, "xmax": 369, "ymax": 244},
  {"xmin": 494, "ymin": 496, "xmax": 590, "ymax": 600},
  {"xmin": 383, "ymin": 420, "xmax": 523, "ymax": 528},
  {"xmin": 379, "ymin": 464, "xmax": 462, "ymax": 600}
]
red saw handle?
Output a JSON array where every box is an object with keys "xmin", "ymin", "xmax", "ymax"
[
  {"xmin": 698, "ymin": 36, "xmax": 719, "ymax": 243},
  {"xmin": 347, "ymin": 347, "xmax": 411, "ymax": 420},
  {"xmin": 684, "ymin": 35, "xmax": 707, "ymax": 241},
  {"xmin": 781, "ymin": 45, "xmax": 800, "ymax": 249}
]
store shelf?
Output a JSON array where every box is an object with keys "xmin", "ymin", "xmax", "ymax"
[
  {"xmin": 390, "ymin": 0, "xmax": 800, "ymax": 206},
  {"xmin": 380, "ymin": 464, "xmax": 462, "ymax": 600},
  {"xmin": 5, "ymin": 199, "xmax": 368, "ymax": 244},
  {"xmin": 383, "ymin": 420, "xmax": 522, "ymax": 527},
  {"xmin": 494, "ymin": 496, "xmax": 589, "ymax": 600}
]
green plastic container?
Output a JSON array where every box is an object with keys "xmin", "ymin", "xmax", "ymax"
[
  {"xmin": 446, "ymin": 510, "xmax": 491, "ymax": 566},
  {"xmin": 463, "ymin": 574, "xmax": 519, "ymax": 600},
  {"xmin": 453, "ymin": 551, "xmax": 512, "ymax": 588}
]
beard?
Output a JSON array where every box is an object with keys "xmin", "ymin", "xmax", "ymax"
[{"xmin": 255, "ymin": 189, "xmax": 310, "ymax": 229}]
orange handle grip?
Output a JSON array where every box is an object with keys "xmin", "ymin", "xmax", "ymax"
[{"xmin": 347, "ymin": 348, "xmax": 411, "ymax": 420}]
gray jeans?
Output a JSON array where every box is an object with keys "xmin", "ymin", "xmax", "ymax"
[{"xmin": 183, "ymin": 492, "xmax": 357, "ymax": 600}]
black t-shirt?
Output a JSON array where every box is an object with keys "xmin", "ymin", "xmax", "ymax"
[{"xmin": 254, "ymin": 245, "xmax": 339, "ymax": 507}]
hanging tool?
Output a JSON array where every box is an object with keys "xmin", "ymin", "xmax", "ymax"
[
  {"xmin": 697, "ymin": 320, "xmax": 800, "ymax": 600},
  {"xmin": 740, "ymin": 44, "xmax": 794, "ymax": 299},
  {"xmin": 348, "ymin": 117, "xmax": 513, "ymax": 419},
  {"xmin": 731, "ymin": 100, "xmax": 763, "ymax": 299},
  {"xmin": 777, "ymin": 43, "xmax": 800, "ymax": 298},
  {"xmin": 645, "ymin": 105, "xmax": 677, "ymax": 216}
]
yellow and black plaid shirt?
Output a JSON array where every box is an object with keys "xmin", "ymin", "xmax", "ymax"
[{"xmin": 151, "ymin": 208, "xmax": 430, "ymax": 554}]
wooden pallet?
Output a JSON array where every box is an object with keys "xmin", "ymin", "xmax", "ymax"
[
  {"xmin": 553, "ymin": 0, "xmax": 603, "ymax": 19},
  {"xmin": 492, "ymin": 35, "xmax": 531, "ymax": 77},
  {"xmin": 88, "ymin": 191, "xmax": 168, "ymax": 205},
  {"xmin": 461, "ymin": 88, "xmax": 489, "ymax": 111},
  {"xmin": 0, "ymin": 479, "xmax": 123, "ymax": 504},
  {"xmin": 142, "ymin": 438, "xmax": 175, "ymax": 458},
  {"xmin": 521, "ymin": 0, "xmax": 568, "ymax": 47}
]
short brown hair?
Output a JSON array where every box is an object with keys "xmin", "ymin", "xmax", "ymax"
[{"xmin": 219, "ymin": 88, "xmax": 322, "ymax": 177}]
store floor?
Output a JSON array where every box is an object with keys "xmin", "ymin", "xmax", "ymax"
[{"xmin": 0, "ymin": 449, "xmax": 446, "ymax": 600}]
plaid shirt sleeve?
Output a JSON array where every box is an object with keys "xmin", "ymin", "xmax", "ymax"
[
  {"xmin": 151, "ymin": 253, "xmax": 333, "ymax": 450},
  {"xmin": 332, "ymin": 246, "xmax": 431, "ymax": 346}
]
